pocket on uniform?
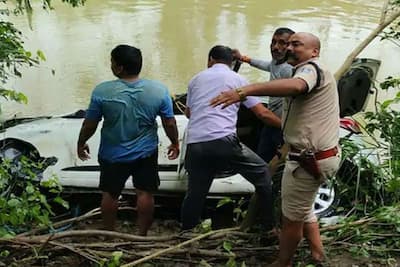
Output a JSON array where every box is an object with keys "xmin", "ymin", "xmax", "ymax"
[{"xmin": 318, "ymin": 154, "xmax": 341, "ymax": 183}]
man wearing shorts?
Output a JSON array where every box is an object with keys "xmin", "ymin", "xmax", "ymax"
[
  {"xmin": 211, "ymin": 33, "xmax": 340, "ymax": 266},
  {"xmin": 77, "ymin": 44, "xmax": 179, "ymax": 236}
]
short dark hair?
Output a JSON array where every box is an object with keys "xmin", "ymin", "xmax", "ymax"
[
  {"xmin": 273, "ymin": 27, "xmax": 295, "ymax": 36},
  {"xmin": 208, "ymin": 45, "xmax": 233, "ymax": 65},
  {"xmin": 111, "ymin": 45, "xmax": 142, "ymax": 75}
]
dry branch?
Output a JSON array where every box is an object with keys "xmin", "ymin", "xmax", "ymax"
[
  {"xmin": 320, "ymin": 217, "xmax": 374, "ymax": 233},
  {"xmin": 18, "ymin": 206, "xmax": 137, "ymax": 237},
  {"xmin": 49, "ymin": 240, "xmax": 100, "ymax": 264},
  {"xmin": 121, "ymin": 227, "xmax": 239, "ymax": 267},
  {"xmin": 13, "ymin": 229, "xmax": 175, "ymax": 243}
]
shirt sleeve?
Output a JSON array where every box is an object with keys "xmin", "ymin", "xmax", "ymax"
[
  {"xmin": 242, "ymin": 96, "xmax": 261, "ymax": 108},
  {"xmin": 249, "ymin": 59, "xmax": 271, "ymax": 72},
  {"xmin": 159, "ymin": 89, "xmax": 174, "ymax": 118},
  {"xmin": 293, "ymin": 64, "xmax": 318, "ymax": 93},
  {"xmin": 85, "ymin": 90, "xmax": 103, "ymax": 121},
  {"xmin": 186, "ymin": 77, "xmax": 195, "ymax": 109},
  {"xmin": 281, "ymin": 65, "xmax": 294, "ymax": 79}
]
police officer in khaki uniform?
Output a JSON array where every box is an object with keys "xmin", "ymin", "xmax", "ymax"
[{"xmin": 211, "ymin": 32, "xmax": 340, "ymax": 267}]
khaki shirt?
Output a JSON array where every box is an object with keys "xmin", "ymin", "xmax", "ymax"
[{"xmin": 282, "ymin": 59, "xmax": 340, "ymax": 151}]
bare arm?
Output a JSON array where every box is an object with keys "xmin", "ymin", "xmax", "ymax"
[
  {"xmin": 161, "ymin": 116, "xmax": 180, "ymax": 160},
  {"xmin": 184, "ymin": 107, "xmax": 191, "ymax": 118},
  {"xmin": 232, "ymin": 49, "xmax": 271, "ymax": 72},
  {"xmin": 210, "ymin": 78, "xmax": 308, "ymax": 108},
  {"xmin": 241, "ymin": 78, "xmax": 307, "ymax": 97},
  {"xmin": 250, "ymin": 103, "xmax": 281, "ymax": 128},
  {"xmin": 77, "ymin": 119, "xmax": 99, "ymax": 160}
]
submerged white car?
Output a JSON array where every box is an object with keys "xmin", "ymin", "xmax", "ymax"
[{"xmin": 0, "ymin": 58, "xmax": 380, "ymax": 217}]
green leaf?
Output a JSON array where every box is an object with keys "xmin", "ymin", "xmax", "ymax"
[
  {"xmin": 25, "ymin": 184, "xmax": 34, "ymax": 194},
  {"xmin": 7, "ymin": 198, "xmax": 20, "ymax": 207},
  {"xmin": 53, "ymin": 196, "xmax": 69, "ymax": 209},
  {"xmin": 226, "ymin": 257, "xmax": 237, "ymax": 267},
  {"xmin": 0, "ymin": 250, "xmax": 10, "ymax": 257},
  {"xmin": 381, "ymin": 99, "xmax": 394, "ymax": 109},
  {"xmin": 217, "ymin": 197, "xmax": 233, "ymax": 208},
  {"xmin": 223, "ymin": 240, "xmax": 232, "ymax": 252},
  {"xmin": 36, "ymin": 50, "xmax": 46, "ymax": 61}
]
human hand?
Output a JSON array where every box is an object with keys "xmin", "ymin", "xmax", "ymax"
[
  {"xmin": 167, "ymin": 143, "xmax": 180, "ymax": 160},
  {"xmin": 210, "ymin": 89, "xmax": 241, "ymax": 109},
  {"xmin": 232, "ymin": 49, "xmax": 242, "ymax": 60},
  {"xmin": 77, "ymin": 143, "xmax": 91, "ymax": 161}
]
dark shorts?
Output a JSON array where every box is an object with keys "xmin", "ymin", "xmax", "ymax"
[{"xmin": 98, "ymin": 150, "xmax": 160, "ymax": 198}]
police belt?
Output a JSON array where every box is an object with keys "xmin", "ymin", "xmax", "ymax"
[{"xmin": 288, "ymin": 146, "xmax": 338, "ymax": 161}]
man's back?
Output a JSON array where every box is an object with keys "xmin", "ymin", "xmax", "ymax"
[
  {"xmin": 87, "ymin": 79, "xmax": 173, "ymax": 161},
  {"xmin": 186, "ymin": 63, "xmax": 258, "ymax": 144}
]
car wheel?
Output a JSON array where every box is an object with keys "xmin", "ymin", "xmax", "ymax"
[
  {"xmin": 0, "ymin": 139, "xmax": 48, "ymax": 197},
  {"xmin": 314, "ymin": 182, "xmax": 339, "ymax": 218}
]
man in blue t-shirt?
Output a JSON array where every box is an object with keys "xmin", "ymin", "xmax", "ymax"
[{"xmin": 77, "ymin": 45, "xmax": 179, "ymax": 235}]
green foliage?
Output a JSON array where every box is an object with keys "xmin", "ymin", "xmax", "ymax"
[
  {"xmin": 217, "ymin": 197, "xmax": 247, "ymax": 224},
  {"xmin": 321, "ymin": 76, "xmax": 400, "ymax": 261},
  {"xmin": 12, "ymin": 0, "xmax": 85, "ymax": 12},
  {"xmin": 381, "ymin": 20, "xmax": 400, "ymax": 41},
  {"xmin": 0, "ymin": 21, "xmax": 38, "ymax": 80},
  {"xmin": 222, "ymin": 240, "xmax": 233, "ymax": 253},
  {"xmin": 223, "ymin": 241, "xmax": 237, "ymax": 267},
  {"xmin": 0, "ymin": 155, "xmax": 67, "ymax": 237},
  {"xmin": 0, "ymin": 0, "xmax": 86, "ymax": 106},
  {"xmin": 324, "ymin": 205, "xmax": 400, "ymax": 259},
  {"xmin": 0, "ymin": 19, "xmax": 38, "ymax": 104},
  {"xmin": 333, "ymin": 76, "xmax": 400, "ymax": 216},
  {"xmin": 197, "ymin": 218, "xmax": 212, "ymax": 233},
  {"xmin": 99, "ymin": 251, "xmax": 123, "ymax": 267}
]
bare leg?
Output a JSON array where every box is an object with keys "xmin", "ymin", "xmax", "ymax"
[
  {"xmin": 279, "ymin": 215, "xmax": 304, "ymax": 267},
  {"xmin": 101, "ymin": 192, "xmax": 119, "ymax": 231},
  {"xmin": 136, "ymin": 189, "xmax": 154, "ymax": 236},
  {"xmin": 303, "ymin": 221, "xmax": 324, "ymax": 262}
]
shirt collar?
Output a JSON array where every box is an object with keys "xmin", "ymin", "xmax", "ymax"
[
  {"xmin": 294, "ymin": 57, "xmax": 319, "ymax": 69},
  {"xmin": 211, "ymin": 63, "xmax": 231, "ymax": 70},
  {"xmin": 118, "ymin": 78, "xmax": 143, "ymax": 87}
]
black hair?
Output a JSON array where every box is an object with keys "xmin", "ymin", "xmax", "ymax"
[
  {"xmin": 208, "ymin": 45, "xmax": 233, "ymax": 65},
  {"xmin": 111, "ymin": 45, "xmax": 142, "ymax": 75},
  {"xmin": 273, "ymin": 27, "xmax": 295, "ymax": 36}
]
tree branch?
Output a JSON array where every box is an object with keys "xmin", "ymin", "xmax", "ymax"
[
  {"xmin": 121, "ymin": 227, "xmax": 239, "ymax": 267},
  {"xmin": 334, "ymin": 8, "xmax": 400, "ymax": 80}
]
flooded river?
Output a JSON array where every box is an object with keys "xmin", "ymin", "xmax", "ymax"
[{"xmin": 2, "ymin": 0, "xmax": 399, "ymax": 118}]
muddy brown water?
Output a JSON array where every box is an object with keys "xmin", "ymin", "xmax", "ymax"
[{"xmin": 2, "ymin": 0, "xmax": 399, "ymax": 120}]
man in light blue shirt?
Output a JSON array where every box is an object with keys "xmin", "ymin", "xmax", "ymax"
[
  {"xmin": 181, "ymin": 45, "xmax": 281, "ymax": 230},
  {"xmin": 77, "ymin": 45, "xmax": 179, "ymax": 235}
]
